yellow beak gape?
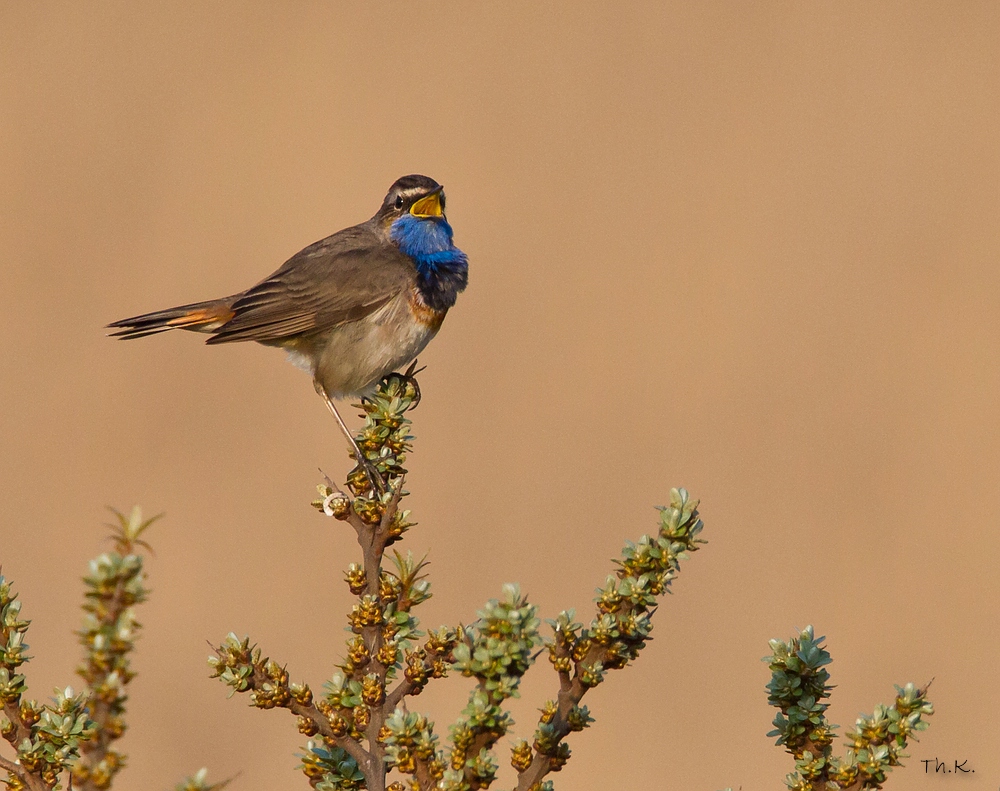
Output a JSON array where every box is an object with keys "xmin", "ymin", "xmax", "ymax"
[{"xmin": 409, "ymin": 190, "xmax": 444, "ymax": 218}]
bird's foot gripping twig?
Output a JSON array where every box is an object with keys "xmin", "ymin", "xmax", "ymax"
[
  {"xmin": 398, "ymin": 358, "xmax": 426, "ymax": 408},
  {"xmin": 346, "ymin": 453, "xmax": 389, "ymax": 498},
  {"xmin": 342, "ymin": 366, "xmax": 422, "ymax": 498}
]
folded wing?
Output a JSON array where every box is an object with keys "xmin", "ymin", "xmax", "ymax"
[{"xmin": 110, "ymin": 224, "xmax": 415, "ymax": 345}]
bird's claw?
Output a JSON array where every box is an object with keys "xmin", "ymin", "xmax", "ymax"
[
  {"xmin": 401, "ymin": 359, "xmax": 426, "ymax": 407},
  {"xmin": 351, "ymin": 454, "xmax": 387, "ymax": 497}
]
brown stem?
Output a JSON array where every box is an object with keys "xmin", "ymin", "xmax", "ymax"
[
  {"xmin": 0, "ymin": 755, "xmax": 21, "ymax": 775},
  {"xmin": 321, "ymin": 470, "xmax": 408, "ymax": 791},
  {"xmin": 291, "ymin": 699, "xmax": 372, "ymax": 773},
  {"xmin": 245, "ymin": 662, "xmax": 372, "ymax": 772},
  {"xmin": 1, "ymin": 701, "xmax": 33, "ymax": 751},
  {"xmin": 0, "ymin": 714, "xmax": 47, "ymax": 791},
  {"xmin": 383, "ymin": 679, "xmax": 415, "ymax": 713},
  {"xmin": 413, "ymin": 758, "xmax": 436, "ymax": 791},
  {"xmin": 355, "ymin": 477, "xmax": 406, "ymax": 791},
  {"xmin": 384, "ymin": 631, "xmax": 454, "ymax": 713},
  {"xmin": 0, "ymin": 752, "xmax": 44, "ymax": 791},
  {"xmin": 514, "ymin": 643, "xmax": 605, "ymax": 791},
  {"xmin": 1, "ymin": 701, "xmax": 50, "ymax": 790}
]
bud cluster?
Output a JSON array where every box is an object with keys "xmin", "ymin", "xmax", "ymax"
[
  {"xmin": 765, "ymin": 627, "xmax": 933, "ymax": 790},
  {"xmin": 299, "ymin": 741, "xmax": 365, "ymax": 790},
  {"xmin": 1, "ymin": 575, "xmax": 96, "ymax": 791},
  {"xmin": 209, "ymin": 634, "xmax": 314, "ymax": 714},
  {"xmin": 215, "ymin": 374, "xmax": 713, "ymax": 791},
  {"xmin": 518, "ymin": 488, "xmax": 704, "ymax": 786},
  {"xmin": 234, "ymin": 373, "xmax": 438, "ymax": 791},
  {"xmin": 72, "ymin": 506, "xmax": 156, "ymax": 791},
  {"xmin": 444, "ymin": 583, "xmax": 542, "ymax": 789},
  {"xmin": 380, "ymin": 709, "xmax": 442, "ymax": 779}
]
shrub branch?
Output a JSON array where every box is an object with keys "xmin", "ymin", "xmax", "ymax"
[
  {"xmin": 72, "ymin": 507, "xmax": 156, "ymax": 790},
  {"xmin": 210, "ymin": 372, "xmax": 709, "ymax": 791},
  {"xmin": 1, "ymin": 371, "xmax": 934, "ymax": 791},
  {"xmin": 763, "ymin": 626, "xmax": 933, "ymax": 791},
  {"xmin": 512, "ymin": 490, "xmax": 703, "ymax": 791}
]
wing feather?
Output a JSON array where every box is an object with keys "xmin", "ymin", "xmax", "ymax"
[{"xmin": 206, "ymin": 223, "xmax": 414, "ymax": 345}]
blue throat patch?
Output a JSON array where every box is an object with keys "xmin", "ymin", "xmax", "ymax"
[{"xmin": 390, "ymin": 214, "xmax": 469, "ymax": 310}]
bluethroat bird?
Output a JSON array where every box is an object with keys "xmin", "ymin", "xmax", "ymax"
[{"xmin": 109, "ymin": 175, "xmax": 469, "ymax": 492}]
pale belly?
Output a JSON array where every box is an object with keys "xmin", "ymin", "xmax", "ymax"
[{"xmin": 281, "ymin": 293, "xmax": 443, "ymax": 399}]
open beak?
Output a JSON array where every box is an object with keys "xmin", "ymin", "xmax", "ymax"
[{"xmin": 409, "ymin": 188, "xmax": 444, "ymax": 218}]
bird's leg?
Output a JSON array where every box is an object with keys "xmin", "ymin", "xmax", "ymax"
[{"xmin": 319, "ymin": 388, "xmax": 387, "ymax": 497}]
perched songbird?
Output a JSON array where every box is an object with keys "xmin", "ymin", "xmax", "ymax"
[{"xmin": 109, "ymin": 174, "xmax": 469, "ymax": 489}]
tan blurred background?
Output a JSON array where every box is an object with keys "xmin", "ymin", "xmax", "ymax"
[{"xmin": 2, "ymin": 2, "xmax": 998, "ymax": 788}]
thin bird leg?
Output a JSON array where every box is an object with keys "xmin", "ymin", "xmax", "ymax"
[{"xmin": 321, "ymin": 390, "xmax": 387, "ymax": 496}]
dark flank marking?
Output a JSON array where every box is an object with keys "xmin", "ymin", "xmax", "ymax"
[{"xmin": 407, "ymin": 289, "xmax": 448, "ymax": 332}]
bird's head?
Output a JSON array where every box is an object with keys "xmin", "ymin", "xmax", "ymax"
[{"xmin": 378, "ymin": 174, "xmax": 447, "ymax": 225}]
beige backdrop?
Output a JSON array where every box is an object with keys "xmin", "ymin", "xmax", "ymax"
[{"xmin": 1, "ymin": 3, "xmax": 998, "ymax": 789}]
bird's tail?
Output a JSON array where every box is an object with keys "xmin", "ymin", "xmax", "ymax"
[{"xmin": 108, "ymin": 298, "xmax": 237, "ymax": 340}]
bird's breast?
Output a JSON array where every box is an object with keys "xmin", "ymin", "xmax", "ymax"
[{"xmin": 308, "ymin": 288, "xmax": 446, "ymax": 398}]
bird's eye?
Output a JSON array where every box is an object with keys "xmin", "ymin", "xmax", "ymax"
[{"xmin": 394, "ymin": 195, "xmax": 404, "ymax": 210}]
